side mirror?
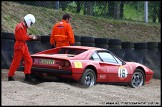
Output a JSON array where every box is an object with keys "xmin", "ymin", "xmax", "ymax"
[{"xmin": 122, "ymin": 61, "xmax": 126, "ymax": 65}]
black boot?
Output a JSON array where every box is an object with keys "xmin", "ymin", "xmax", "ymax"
[
  {"xmin": 8, "ymin": 76, "xmax": 15, "ymax": 81},
  {"xmin": 24, "ymin": 74, "xmax": 36, "ymax": 82}
]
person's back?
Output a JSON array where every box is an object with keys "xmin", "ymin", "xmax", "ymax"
[
  {"xmin": 50, "ymin": 13, "xmax": 75, "ymax": 48},
  {"xmin": 53, "ymin": 21, "xmax": 68, "ymax": 36}
]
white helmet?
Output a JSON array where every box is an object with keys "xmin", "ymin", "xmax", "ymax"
[{"xmin": 24, "ymin": 14, "xmax": 36, "ymax": 28}]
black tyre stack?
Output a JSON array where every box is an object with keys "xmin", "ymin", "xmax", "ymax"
[
  {"xmin": 143, "ymin": 42, "xmax": 160, "ymax": 79},
  {"xmin": 147, "ymin": 42, "xmax": 158, "ymax": 52},
  {"xmin": 40, "ymin": 35, "xmax": 51, "ymax": 51},
  {"xmin": 133, "ymin": 42, "xmax": 147, "ymax": 64},
  {"xmin": 157, "ymin": 42, "xmax": 161, "ymax": 79},
  {"xmin": 95, "ymin": 37, "xmax": 109, "ymax": 49},
  {"xmin": 74, "ymin": 35, "xmax": 81, "ymax": 46},
  {"xmin": 27, "ymin": 35, "xmax": 41, "ymax": 54},
  {"xmin": 1, "ymin": 32, "xmax": 15, "ymax": 69},
  {"xmin": 158, "ymin": 42, "xmax": 161, "ymax": 52},
  {"xmin": 108, "ymin": 39, "xmax": 124, "ymax": 60},
  {"xmin": 121, "ymin": 42, "xmax": 135, "ymax": 62},
  {"xmin": 81, "ymin": 36, "xmax": 95, "ymax": 47},
  {"xmin": 108, "ymin": 39, "xmax": 122, "ymax": 49}
]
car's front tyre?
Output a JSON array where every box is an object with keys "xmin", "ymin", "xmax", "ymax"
[
  {"xmin": 130, "ymin": 69, "xmax": 145, "ymax": 88},
  {"xmin": 79, "ymin": 69, "xmax": 96, "ymax": 87}
]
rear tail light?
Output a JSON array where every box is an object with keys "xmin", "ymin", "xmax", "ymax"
[
  {"xmin": 60, "ymin": 61, "xmax": 65, "ymax": 67},
  {"xmin": 60, "ymin": 60, "xmax": 70, "ymax": 67},
  {"xmin": 65, "ymin": 61, "xmax": 70, "ymax": 67}
]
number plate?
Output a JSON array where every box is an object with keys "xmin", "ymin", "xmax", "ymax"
[{"xmin": 39, "ymin": 59, "xmax": 55, "ymax": 64}]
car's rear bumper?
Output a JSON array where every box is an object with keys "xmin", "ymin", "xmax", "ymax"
[{"xmin": 21, "ymin": 66, "xmax": 72, "ymax": 75}]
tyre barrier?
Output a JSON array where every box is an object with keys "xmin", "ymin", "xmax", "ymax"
[
  {"xmin": 1, "ymin": 39, "xmax": 14, "ymax": 69},
  {"xmin": 147, "ymin": 42, "xmax": 158, "ymax": 52},
  {"xmin": 95, "ymin": 37, "xmax": 109, "ymax": 49},
  {"xmin": 27, "ymin": 40, "xmax": 42, "ymax": 54},
  {"xmin": 110, "ymin": 49, "xmax": 125, "ymax": 60},
  {"xmin": 81, "ymin": 36, "xmax": 95, "ymax": 43},
  {"xmin": 81, "ymin": 42, "xmax": 95, "ymax": 47},
  {"xmin": 74, "ymin": 35, "xmax": 81, "ymax": 42},
  {"xmin": 121, "ymin": 42, "xmax": 135, "ymax": 62},
  {"xmin": 108, "ymin": 39, "xmax": 121, "ymax": 45},
  {"xmin": 108, "ymin": 39, "xmax": 123, "ymax": 59},
  {"xmin": 134, "ymin": 42, "xmax": 147, "ymax": 49},
  {"xmin": 95, "ymin": 37, "xmax": 109, "ymax": 44},
  {"xmin": 122, "ymin": 49, "xmax": 136, "ymax": 62},
  {"xmin": 109, "ymin": 45, "xmax": 122, "ymax": 49},
  {"xmin": 133, "ymin": 42, "xmax": 147, "ymax": 64},
  {"xmin": 158, "ymin": 42, "xmax": 161, "ymax": 52},
  {"xmin": 40, "ymin": 35, "xmax": 53, "ymax": 51},
  {"xmin": 121, "ymin": 42, "xmax": 134, "ymax": 49},
  {"xmin": 95, "ymin": 44, "xmax": 109, "ymax": 49},
  {"xmin": 1, "ymin": 32, "xmax": 15, "ymax": 40},
  {"xmin": 108, "ymin": 39, "xmax": 122, "ymax": 58},
  {"xmin": 1, "ymin": 32, "xmax": 161, "ymax": 79},
  {"xmin": 81, "ymin": 36, "xmax": 95, "ymax": 47},
  {"xmin": 143, "ymin": 50, "xmax": 161, "ymax": 79},
  {"xmin": 74, "ymin": 42, "xmax": 81, "ymax": 46},
  {"xmin": 40, "ymin": 35, "xmax": 50, "ymax": 42}
]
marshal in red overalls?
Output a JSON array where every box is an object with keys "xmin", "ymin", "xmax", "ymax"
[
  {"xmin": 8, "ymin": 14, "xmax": 37, "ymax": 81},
  {"xmin": 8, "ymin": 21, "xmax": 32, "ymax": 77}
]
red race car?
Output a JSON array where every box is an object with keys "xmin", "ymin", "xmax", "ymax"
[{"xmin": 23, "ymin": 46, "xmax": 153, "ymax": 88}]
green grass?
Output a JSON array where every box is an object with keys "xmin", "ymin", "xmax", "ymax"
[{"xmin": 1, "ymin": 1, "xmax": 161, "ymax": 42}]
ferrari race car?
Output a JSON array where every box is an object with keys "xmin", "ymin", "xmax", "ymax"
[{"xmin": 23, "ymin": 46, "xmax": 153, "ymax": 88}]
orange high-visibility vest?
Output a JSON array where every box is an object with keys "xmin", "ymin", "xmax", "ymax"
[{"xmin": 50, "ymin": 20, "xmax": 75, "ymax": 47}]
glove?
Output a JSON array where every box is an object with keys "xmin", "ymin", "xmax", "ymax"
[
  {"xmin": 51, "ymin": 45, "xmax": 55, "ymax": 48},
  {"xmin": 29, "ymin": 35, "xmax": 38, "ymax": 40},
  {"xmin": 32, "ymin": 35, "xmax": 38, "ymax": 40}
]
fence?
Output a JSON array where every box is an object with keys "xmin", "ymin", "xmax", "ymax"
[{"xmin": 13, "ymin": 1, "xmax": 161, "ymax": 23}]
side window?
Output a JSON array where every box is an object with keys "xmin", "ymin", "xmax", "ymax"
[
  {"xmin": 90, "ymin": 52, "xmax": 101, "ymax": 61},
  {"xmin": 98, "ymin": 51, "xmax": 118, "ymax": 64}
]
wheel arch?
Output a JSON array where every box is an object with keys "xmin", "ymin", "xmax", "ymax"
[
  {"xmin": 135, "ymin": 66, "xmax": 146, "ymax": 81},
  {"xmin": 84, "ymin": 65, "xmax": 97, "ymax": 79}
]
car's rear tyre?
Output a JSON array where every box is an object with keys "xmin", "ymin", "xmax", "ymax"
[
  {"xmin": 130, "ymin": 69, "xmax": 145, "ymax": 88},
  {"xmin": 79, "ymin": 69, "xmax": 96, "ymax": 87}
]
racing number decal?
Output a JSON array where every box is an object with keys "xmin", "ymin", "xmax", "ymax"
[
  {"xmin": 118, "ymin": 66, "xmax": 128, "ymax": 78},
  {"xmin": 74, "ymin": 62, "xmax": 83, "ymax": 68}
]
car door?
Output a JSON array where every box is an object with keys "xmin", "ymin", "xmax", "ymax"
[{"xmin": 97, "ymin": 51, "xmax": 130, "ymax": 83}]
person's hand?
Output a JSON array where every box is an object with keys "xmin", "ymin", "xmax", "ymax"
[{"xmin": 29, "ymin": 35, "xmax": 38, "ymax": 40}]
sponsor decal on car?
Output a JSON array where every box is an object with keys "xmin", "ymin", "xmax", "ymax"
[
  {"xmin": 118, "ymin": 66, "xmax": 128, "ymax": 78},
  {"xmin": 99, "ymin": 74, "xmax": 106, "ymax": 79},
  {"xmin": 74, "ymin": 61, "xmax": 83, "ymax": 68}
]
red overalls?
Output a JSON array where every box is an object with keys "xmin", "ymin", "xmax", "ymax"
[{"xmin": 8, "ymin": 21, "xmax": 32, "ymax": 77}]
